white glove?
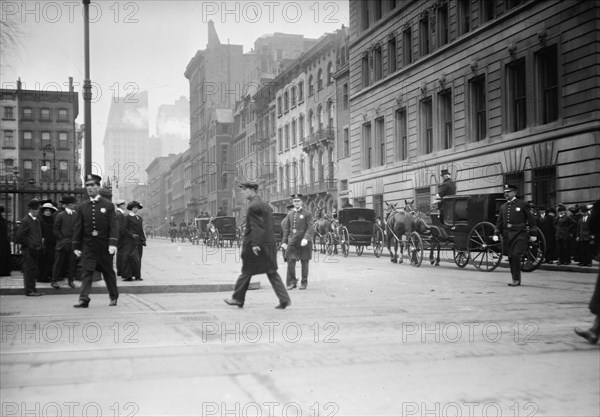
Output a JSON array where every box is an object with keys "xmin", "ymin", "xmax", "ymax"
[
  {"xmin": 530, "ymin": 236, "xmax": 537, "ymax": 242},
  {"xmin": 74, "ymin": 250, "xmax": 82, "ymax": 257},
  {"xmin": 301, "ymin": 238, "xmax": 308, "ymax": 246},
  {"xmin": 492, "ymin": 235, "xmax": 499, "ymax": 242},
  {"xmin": 252, "ymin": 246, "xmax": 261, "ymax": 256},
  {"xmin": 281, "ymin": 243, "xmax": 288, "ymax": 250},
  {"xmin": 108, "ymin": 245, "xmax": 117, "ymax": 255}
]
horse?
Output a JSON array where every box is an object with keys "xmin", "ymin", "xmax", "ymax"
[
  {"xmin": 312, "ymin": 208, "xmax": 331, "ymax": 254},
  {"xmin": 404, "ymin": 200, "xmax": 442, "ymax": 266},
  {"xmin": 384, "ymin": 200, "xmax": 414, "ymax": 263}
]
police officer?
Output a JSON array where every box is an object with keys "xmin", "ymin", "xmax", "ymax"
[
  {"xmin": 493, "ymin": 184, "xmax": 537, "ymax": 286},
  {"xmin": 281, "ymin": 194, "xmax": 315, "ymax": 290},
  {"xmin": 72, "ymin": 174, "xmax": 119, "ymax": 308}
]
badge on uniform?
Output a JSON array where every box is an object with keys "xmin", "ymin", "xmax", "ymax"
[
  {"xmin": 516, "ymin": 207, "xmax": 520, "ymax": 211},
  {"xmin": 100, "ymin": 208, "xmax": 106, "ymax": 213},
  {"xmin": 292, "ymin": 228, "xmax": 297, "ymax": 233},
  {"xmin": 299, "ymin": 215, "xmax": 304, "ymax": 219},
  {"xmin": 92, "ymin": 230, "xmax": 99, "ymax": 236}
]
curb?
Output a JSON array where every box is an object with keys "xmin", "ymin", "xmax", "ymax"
[{"xmin": 0, "ymin": 282, "xmax": 261, "ymax": 296}]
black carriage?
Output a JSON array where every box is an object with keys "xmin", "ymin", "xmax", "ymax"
[
  {"xmin": 212, "ymin": 216, "xmax": 240, "ymax": 247},
  {"xmin": 403, "ymin": 194, "xmax": 545, "ymax": 272},
  {"xmin": 328, "ymin": 208, "xmax": 384, "ymax": 257}
]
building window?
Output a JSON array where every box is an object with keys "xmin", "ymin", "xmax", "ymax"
[
  {"xmin": 373, "ymin": 45, "xmax": 383, "ymax": 82},
  {"xmin": 291, "ymin": 86, "xmax": 297, "ymax": 107},
  {"xmin": 277, "ymin": 96, "xmax": 282, "ymax": 116},
  {"xmin": 362, "ymin": 53, "xmax": 370, "ymax": 88},
  {"xmin": 504, "ymin": 172, "xmax": 524, "ymax": 197},
  {"xmin": 470, "ymin": 75, "xmax": 487, "ymax": 141},
  {"xmin": 284, "ymin": 90, "xmax": 289, "ymax": 113},
  {"xmin": 421, "ymin": 97, "xmax": 433, "ymax": 154},
  {"xmin": 284, "ymin": 124, "xmax": 290, "ymax": 150},
  {"xmin": 374, "ymin": 1, "xmax": 382, "ymax": 20},
  {"xmin": 2, "ymin": 107, "xmax": 14, "ymax": 119},
  {"xmin": 375, "ymin": 117, "xmax": 385, "ymax": 166},
  {"xmin": 342, "ymin": 83, "xmax": 349, "ymax": 110},
  {"xmin": 58, "ymin": 132, "xmax": 68, "ymax": 149},
  {"xmin": 360, "ymin": 0, "xmax": 370, "ymax": 31},
  {"xmin": 308, "ymin": 75, "xmax": 314, "ymax": 96},
  {"xmin": 480, "ymin": 0, "xmax": 496, "ymax": 23},
  {"xmin": 537, "ymin": 44, "xmax": 559, "ymax": 124},
  {"xmin": 41, "ymin": 108, "xmax": 51, "ymax": 121},
  {"xmin": 298, "ymin": 81, "xmax": 304, "ymax": 102},
  {"xmin": 59, "ymin": 160, "xmax": 69, "ymax": 180},
  {"xmin": 458, "ymin": 0, "xmax": 471, "ymax": 36},
  {"xmin": 419, "ymin": 13, "xmax": 430, "ymax": 57},
  {"xmin": 308, "ymin": 110, "xmax": 315, "ymax": 135},
  {"xmin": 317, "ymin": 104, "xmax": 324, "ymax": 131},
  {"xmin": 23, "ymin": 131, "xmax": 33, "ymax": 148},
  {"xmin": 388, "ymin": 36, "xmax": 397, "ymax": 74},
  {"xmin": 506, "ymin": 0, "xmax": 523, "ymax": 10},
  {"xmin": 327, "ymin": 100, "xmax": 334, "ymax": 128},
  {"xmin": 309, "ymin": 154, "xmax": 315, "ymax": 184},
  {"xmin": 395, "ymin": 108, "xmax": 408, "ymax": 160},
  {"xmin": 291, "ymin": 119, "xmax": 297, "ymax": 146},
  {"xmin": 2, "ymin": 131, "xmax": 14, "ymax": 148},
  {"xmin": 58, "ymin": 109, "xmax": 68, "ymax": 121},
  {"xmin": 439, "ymin": 89, "xmax": 453, "ymax": 150},
  {"xmin": 299, "ymin": 158, "xmax": 305, "ymax": 186},
  {"xmin": 343, "ymin": 127, "xmax": 350, "ymax": 158},
  {"xmin": 532, "ymin": 167, "xmax": 556, "ymax": 208},
  {"xmin": 327, "ymin": 62, "xmax": 333, "ymax": 85},
  {"xmin": 278, "ymin": 128, "xmax": 283, "ymax": 152},
  {"xmin": 317, "ymin": 69, "xmax": 323, "ymax": 91},
  {"xmin": 299, "ymin": 114, "xmax": 305, "ymax": 141},
  {"xmin": 23, "ymin": 160, "xmax": 34, "ymax": 180},
  {"xmin": 415, "ymin": 187, "xmax": 431, "ymax": 214},
  {"xmin": 403, "ymin": 27, "xmax": 412, "ymax": 66},
  {"xmin": 23, "ymin": 108, "xmax": 33, "ymax": 120},
  {"xmin": 507, "ymin": 58, "xmax": 527, "ymax": 132},
  {"xmin": 437, "ymin": 3, "xmax": 449, "ymax": 46},
  {"xmin": 362, "ymin": 122, "xmax": 372, "ymax": 169}
]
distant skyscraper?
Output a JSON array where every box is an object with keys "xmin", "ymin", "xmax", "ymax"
[
  {"xmin": 157, "ymin": 96, "xmax": 189, "ymax": 156},
  {"xmin": 103, "ymin": 91, "xmax": 160, "ymax": 199}
]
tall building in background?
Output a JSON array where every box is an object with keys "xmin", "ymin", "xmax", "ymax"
[
  {"xmin": 157, "ymin": 96, "xmax": 189, "ymax": 156},
  {"xmin": 103, "ymin": 91, "xmax": 160, "ymax": 200}
]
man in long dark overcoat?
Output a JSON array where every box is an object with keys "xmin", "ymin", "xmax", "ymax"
[
  {"xmin": 281, "ymin": 194, "xmax": 315, "ymax": 290},
  {"xmin": 51, "ymin": 196, "xmax": 78, "ymax": 288},
  {"xmin": 224, "ymin": 182, "xmax": 290, "ymax": 309},
  {"xmin": 493, "ymin": 184, "xmax": 537, "ymax": 286},
  {"xmin": 114, "ymin": 199, "xmax": 127, "ymax": 277},
  {"xmin": 72, "ymin": 174, "xmax": 119, "ymax": 308},
  {"xmin": 15, "ymin": 199, "xmax": 44, "ymax": 296},
  {"xmin": 121, "ymin": 201, "xmax": 145, "ymax": 281}
]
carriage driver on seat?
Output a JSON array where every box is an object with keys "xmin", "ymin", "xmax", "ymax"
[{"xmin": 436, "ymin": 169, "xmax": 457, "ymax": 223}]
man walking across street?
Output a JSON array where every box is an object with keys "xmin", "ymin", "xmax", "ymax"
[
  {"xmin": 72, "ymin": 174, "xmax": 119, "ymax": 308},
  {"xmin": 122, "ymin": 201, "xmax": 145, "ymax": 281},
  {"xmin": 224, "ymin": 182, "xmax": 290, "ymax": 309},
  {"xmin": 15, "ymin": 199, "xmax": 44, "ymax": 296},
  {"xmin": 281, "ymin": 194, "xmax": 315, "ymax": 290},
  {"xmin": 114, "ymin": 199, "xmax": 127, "ymax": 277},
  {"xmin": 493, "ymin": 184, "xmax": 537, "ymax": 287},
  {"xmin": 51, "ymin": 196, "xmax": 78, "ymax": 288}
]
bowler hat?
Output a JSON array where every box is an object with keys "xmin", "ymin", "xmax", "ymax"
[
  {"xmin": 503, "ymin": 184, "xmax": 517, "ymax": 193},
  {"xmin": 60, "ymin": 196, "xmax": 76, "ymax": 204},
  {"xmin": 557, "ymin": 205, "xmax": 566, "ymax": 212},
  {"xmin": 239, "ymin": 181, "xmax": 259, "ymax": 190},
  {"xmin": 441, "ymin": 169, "xmax": 450, "ymax": 176},
  {"xmin": 127, "ymin": 201, "xmax": 143, "ymax": 210},
  {"xmin": 84, "ymin": 173, "xmax": 102, "ymax": 185},
  {"xmin": 28, "ymin": 199, "xmax": 41, "ymax": 210}
]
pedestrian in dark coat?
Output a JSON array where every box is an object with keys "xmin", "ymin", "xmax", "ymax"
[
  {"xmin": 576, "ymin": 205, "xmax": 593, "ymax": 266},
  {"xmin": 15, "ymin": 199, "xmax": 44, "ymax": 296},
  {"xmin": 72, "ymin": 174, "xmax": 119, "ymax": 308},
  {"xmin": 436, "ymin": 169, "xmax": 457, "ymax": 223},
  {"xmin": 555, "ymin": 205, "xmax": 577, "ymax": 265},
  {"xmin": 493, "ymin": 184, "xmax": 537, "ymax": 286},
  {"xmin": 114, "ymin": 199, "xmax": 127, "ymax": 277},
  {"xmin": 0, "ymin": 206, "xmax": 12, "ymax": 276},
  {"xmin": 224, "ymin": 182, "xmax": 290, "ymax": 309},
  {"xmin": 38, "ymin": 202, "xmax": 57, "ymax": 282},
  {"xmin": 540, "ymin": 208, "xmax": 557, "ymax": 263},
  {"xmin": 574, "ymin": 199, "xmax": 600, "ymax": 344},
  {"xmin": 281, "ymin": 194, "xmax": 315, "ymax": 290},
  {"xmin": 121, "ymin": 201, "xmax": 145, "ymax": 281},
  {"xmin": 51, "ymin": 196, "xmax": 78, "ymax": 288}
]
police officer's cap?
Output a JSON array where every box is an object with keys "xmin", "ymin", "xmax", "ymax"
[
  {"xmin": 84, "ymin": 174, "xmax": 102, "ymax": 185},
  {"xmin": 503, "ymin": 184, "xmax": 517, "ymax": 193},
  {"xmin": 60, "ymin": 196, "xmax": 76, "ymax": 204},
  {"xmin": 291, "ymin": 193, "xmax": 304, "ymax": 200},
  {"xmin": 441, "ymin": 169, "xmax": 450, "ymax": 176}
]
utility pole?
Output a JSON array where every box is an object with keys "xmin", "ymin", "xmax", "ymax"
[{"xmin": 82, "ymin": 0, "xmax": 92, "ymax": 176}]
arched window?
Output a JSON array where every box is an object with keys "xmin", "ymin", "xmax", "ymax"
[
  {"xmin": 317, "ymin": 68, "xmax": 323, "ymax": 90},
  {"xmin": 298, "ymin": 81, "xmax": 304, "ymax": 102},
  {"xmin": 308, "ymin": 75, "xmax": 314, "ymax": 96},
  {"xmin": 284, "ymin": 90, "xmax": 289, "ymax": 112},
  {"xmin": 327, "ymin": 100, "xmax": 334, "ymax": 128},
  {"xmin": 317, "ymin": 104, "xmax": 324, "ymax": 131},
  {"xmin": 299, "ymin": 114, "xmax": 305, "ymax": 140},
  {"xmin": 308, "ymin": 110, "xmax": 314, "ymax": 135},
  {"xmin": 290, "ymin": 86, "xmax": 296, "ymax": 107},
  {"xmin": 327, "ymin": 62, "xmax": 333, "ymax": 84}
]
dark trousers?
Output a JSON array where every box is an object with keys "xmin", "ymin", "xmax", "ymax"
[
  {"xmin": 52, "ymin": 249, "xmax": 77, "ymax": 284},
  {"xmin": 232, "ymin": 271, "xmax": 290, "ymax": 306},
  {"xmin": 38, "ymin": 247, "xmax": 55, "ymax": 282},
  {"xmin": 78, "ymin": 262, "xmax": 119, "ymax": 302},
  {"xmin": 22, "ymin": 248, "xmax": 40, "ymax": 294},
  {"xmin": 577, "ymin": 241, "xmax": 592, "ymax": 265},
  {"xmin": 138, "ymin": 244, "xmax": 143, "ymax": 278},
  {"xmin": 557, "ymin": 239, "xmax": 572, "ymax": 264},
  {"xmin": 286, "ymin": 260, "xmax": 309, "ymax": 286},
  {"xmin": 116, "ymin": 244, "xmax": 125, "ymax": 276},
  {"xmin": 508, "ymin": 255, "xmax": 521, "ymax": 282}
]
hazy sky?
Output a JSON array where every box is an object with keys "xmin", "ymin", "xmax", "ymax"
[{"xmin": 1, "ymin": 0, "xmax": 349, "ymax": 169}]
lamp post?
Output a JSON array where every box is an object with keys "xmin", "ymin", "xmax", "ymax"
[{"xmin": 82, "ymin": 0, "xmax": 92, "ymax": 176}]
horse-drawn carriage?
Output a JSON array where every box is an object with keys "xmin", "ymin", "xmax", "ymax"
[
  {"xmin": 385, "ymin": 194, "xmax": 546, "ymax": 272},
  {"xmin": 210, "ymin": 216, "xmax": 240, "ymax": 247},
  {"xmin": 194, "ymin": 218, "xmax": 210, "ymax": 245},
  {"xmin": 326, "ymin": 208, "xmax": 385, "ymax": 257}
]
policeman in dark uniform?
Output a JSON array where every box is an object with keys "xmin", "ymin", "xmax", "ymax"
[
  {"xmin": 281, "ymin": 194, "xmax": 315, "ymax": 290},
  {"xmin": 493, "ymin": 184, "xmax": 537, "ymax": 286},
  {"xmin": 72, "ymin": 174, "xmax": 119, "ymax": 307}
]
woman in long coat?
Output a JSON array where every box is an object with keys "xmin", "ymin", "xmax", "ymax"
[{"xmin": 39, "ymin": 202, "xmax": 57, "ymax": 282}]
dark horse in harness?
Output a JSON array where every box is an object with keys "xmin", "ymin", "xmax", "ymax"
[
  {"xmin": 404, "ymin": 200, "xmax": 443, "ymax": 266},
  {"xmin": 313, "ymin": 208, "xmax": 331, "ymax": 254},
  {"xmin": 385, "ymin": 200, "xmax": 414, "ymax": 263}
]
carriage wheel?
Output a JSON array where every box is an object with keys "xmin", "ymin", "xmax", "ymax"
[
  {"xmin": 325, "ymin": 232, "xmax": 334, "ymax": 255},
  {"xmin": 521, "ymin": 225, "xmax": 546, "ymax": 272},
  {"xmin": 408, "ymin": 232, "xmax": 423, "ymax": 267},
  {"xmin": 468, "ymin": 222, "xmax": 502, "ymax": 272},
  {"xmin": 372, "ymin": 227, "xmax": 384, "ymax": 258},
  {"xmin": 356, "ymin": 245, "xmax": 364, "ymax": 256},
  {"xmin": 453, "ymin": 249, "xmax": 470, "ymax": 268},
  {"xmin": 341, "ymin": 227, "xmax": 350, "ymax": 258}
]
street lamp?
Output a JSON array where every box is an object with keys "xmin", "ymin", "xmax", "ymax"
[{"xmin": 41, "ymin": 144, "xmax": 56, "ymax": 181}]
